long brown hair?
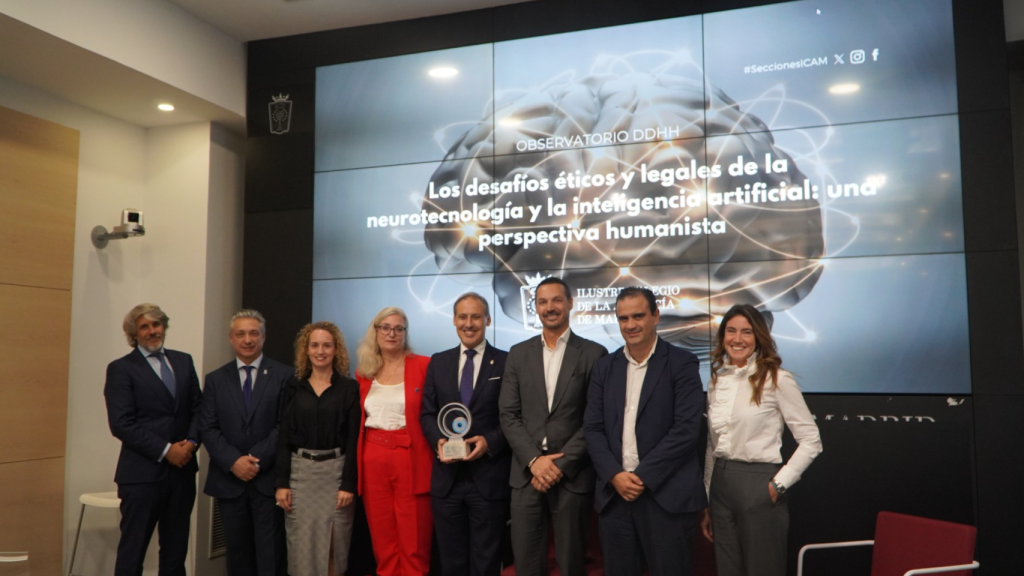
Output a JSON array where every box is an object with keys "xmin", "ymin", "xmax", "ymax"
[
  {"xmin": 293, "ymin": 321, "xmax": 351, "ymax": 379},
  {"xmin": 709, "ymin": 304, "xmax": 782, "ymax": 406}
]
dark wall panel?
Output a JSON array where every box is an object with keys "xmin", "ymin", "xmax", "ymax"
[
  {"xmin": 972, "ymin": 394, "xmax": 1024, "ymax": 574},
  {"xmin": 960, "ymin": 110, "xmax": 1017, "ymax": 253},
  {"xmin": 966, "ymin": 250, "xmax": 1024, "ymax": 395},
  {"xmin": 953, "ymin": 0, "xmax": 1010, "ymax": 114},
  {"xmin": 245, "ymin": 134, "xmax": 314, "ymax": 212},
  {"xmin": 242, "ymin": 209, "xmax": 313, "ymax": 364}
]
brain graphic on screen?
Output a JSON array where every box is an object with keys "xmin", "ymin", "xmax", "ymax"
[{"xmin": 422, "ymin": 70, "xmax": 823, "ymax": 357}]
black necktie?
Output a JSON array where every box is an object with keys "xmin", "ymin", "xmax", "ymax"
[
  {"xmin": 460, "ymin": 349, "xmax": 476, "ymax": 405},
  {"xmin": 242, "ymin": 365, "xmax": 254, "ymax": 408}
]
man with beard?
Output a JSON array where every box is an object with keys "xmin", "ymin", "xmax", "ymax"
[
  {"xmin": 499, "ymin": 278, "xmax": 608, "ymax": 576},
  {"xmin": 104, "ymin": 303, "xmax": 202, "ymax": 576},
  {"xmin": 584, "ymin": 287, "xmax": 706, "ymax": 576}
]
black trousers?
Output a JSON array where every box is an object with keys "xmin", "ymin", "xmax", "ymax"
[
  {"xmin": 708, "ymin": 460, "xmax": 788, "ymax": 576},
  {"xmin": 115, "ymin": 467, "xmax": 196, "ymax": 576},
  {"xmin": 218, "ymin": 482, "xmax": 287, "ymax": 576},
  {"xmin": 598, "ymin": 492, "xmax": 696, "ymax": 576},
  {"xmin": 432, "ymin": 467, "xmax": 509, "ymax": 576}
]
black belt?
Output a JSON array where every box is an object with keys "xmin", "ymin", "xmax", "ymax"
[{"xmin": 293, "ymin": 448, "xmax": 340, "ymax": 462}]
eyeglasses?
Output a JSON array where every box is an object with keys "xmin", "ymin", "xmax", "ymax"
[{"xmin": 376, "ymin": 324, "xmax": 407, "ymax": 335}]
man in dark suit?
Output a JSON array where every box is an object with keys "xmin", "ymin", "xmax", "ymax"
[
  {"xmin": 584, "ymin": 287, "xmax": 707, "ymax": 576},
  {"xmin": 104, "ymin": 303, "xmax": 202, "ymax": 576},
  {"xmin": 200, "ymin": 309, "xmax": 290, "ymax": 576},
  {"xmin": 499, "ymin": 277, "xmax": 608, "ymax": 576},
  {"xmin": 420, "ymin": 292, "xmax": 510, "ymax": 576}
]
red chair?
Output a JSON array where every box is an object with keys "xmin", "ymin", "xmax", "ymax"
[{"xmin": 797, "ymin": 511, "xmax": 979, "ymax": 576}]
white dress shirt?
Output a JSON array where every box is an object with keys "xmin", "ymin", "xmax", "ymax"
[
  {"xmin": 540, "ymin": 328, "xmax": 571, "ymax": 450},
  {"xmin": 704, "ymin": 356, "xmax": 822, "ymax": 493},
  {"xmin": 364, "ymin": 380, "xmax": 407, "ymax": 430},
  {"xmin": 458, "ymin": 341, "xmax": 488, "ymax": 391},
  {"xmin": 236, "ymin": 354, "xmax": 263, "ymax": 389},
  {"xmin": 621, "ymin": 340, "xmax": 657, "ymax": 472}
]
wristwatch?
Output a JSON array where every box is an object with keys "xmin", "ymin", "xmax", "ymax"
[{"xmin": 770, "ymin": 479, "xmax": 787, "ymax": 495}]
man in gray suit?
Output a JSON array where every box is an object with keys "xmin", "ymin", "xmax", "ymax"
[{"xmin": 499, "ymin": 277, "xmax": 608, "ymax": 576}]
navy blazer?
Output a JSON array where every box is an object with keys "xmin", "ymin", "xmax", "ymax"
[
  {"xmin": 420, "ymin": 343, "xmax": 511, "ymax": 500},
  {"xmin": 584, "ymin": 338, "xmax": 708, "ymax": 514},
  {"xmin": 200, "ymin": 356, "xmax": 291, "ymax": 499},
  {"xmin": 104, "ymin": 347, "xmax": 203, "ymax": 484}
]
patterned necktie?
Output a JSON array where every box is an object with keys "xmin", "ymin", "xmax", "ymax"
[
  {"xmin": 242, "ymin": 365, "xmax": 254, "ymax": 408},
  {"xmin": 150, "ymin": 352, "xmax": 176, "ymax": 399},
  {"xmin": 460, "ymin": 349, "xmax": 477, "ymax": 406}
]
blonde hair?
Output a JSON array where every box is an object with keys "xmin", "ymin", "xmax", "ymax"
[
  {"xmin": 293, "ymin": 321, "xmax": 350, "ymax": 379},
  {"xmin": 355, "ymin": 307, "xmax": 411, "ymax": 379},
  {"xmin": 123, "ymin": 303, "xmax": 169, "ymax": 347}
]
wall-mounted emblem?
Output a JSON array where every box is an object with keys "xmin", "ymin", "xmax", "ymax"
[
  {"xmin": 269, "ymin": 93, "xmax": 292, "ymax": 134},
  {"xmin": 520, "ymin": 272, "xmax": 551, "ymax": 330}
]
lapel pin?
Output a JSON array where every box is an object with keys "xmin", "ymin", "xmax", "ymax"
[
  {"xmin": 490, "ymin": 359, "xmax": 494, "ymax": 365},
  {"xmin": 263, "ymin": 369, "xmax": 268, "ymax": 375}
]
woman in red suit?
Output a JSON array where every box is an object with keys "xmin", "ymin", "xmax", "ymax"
[{"xmin": 355, "ymin": 306, "xmax": 433, "ymax": 576}]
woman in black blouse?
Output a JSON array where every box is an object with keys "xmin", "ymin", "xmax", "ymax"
[{"xmin": 276, "ymin": 321, "xmax": 360, "ymax": 576}]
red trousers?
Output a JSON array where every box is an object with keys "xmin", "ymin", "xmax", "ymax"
[{"xmin": 362, "ymin": 429, "xmax": 433, "ymax": 576}]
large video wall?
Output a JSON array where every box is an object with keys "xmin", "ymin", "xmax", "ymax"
[{"xmin": 312, "ymin": 0, "xmax": 968, "ymax": 393}]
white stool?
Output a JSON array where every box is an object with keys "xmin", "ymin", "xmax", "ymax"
[{"xmin": 67, "ymin": 492, "xmax": 120, "ymax": 576}]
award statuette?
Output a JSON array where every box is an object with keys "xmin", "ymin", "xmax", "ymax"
[{"xmin": 437, "ymin": 402, "xmax": 473, "ymax": 460}]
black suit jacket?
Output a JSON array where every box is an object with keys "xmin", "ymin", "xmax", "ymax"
[
  {"xmin": 420, "ymin": 343, "xmax": 511, "ymax": 500},
  {"xmin": 104, "ymin": 347, "xmax": 203, "ymax": 484},
  {"xmin": 584, "ymin": 338, "xmax": 707, "ymax": 514},
  {"xmin": 200, "ymin": 356, "xmax": 291, "ymax": 499},
  {"xmin": 499, "ymin": 331, "xmax": 608, "ymax": 493}
]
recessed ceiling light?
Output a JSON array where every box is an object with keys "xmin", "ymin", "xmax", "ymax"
[
  {"xmin": 828, "ymin": 83, "xmax": 860, "ymax": 95},
  {"xmin": 428, "ymin": 67, "xmax": 458, "ymax": 79},
  {"xmin": 157, "ymin": 103, "xmax": 175, "ymax": 111}
]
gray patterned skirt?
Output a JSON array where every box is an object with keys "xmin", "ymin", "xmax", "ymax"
[{"xmin": 285, "ymin": 449, "xmax": 355, "ymax": 576}]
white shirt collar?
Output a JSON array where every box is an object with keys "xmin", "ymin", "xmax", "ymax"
[
  {"xmin": 723, "ymin": 351, "xmax": 758, "ymax": 374},
  {"xmin": 460, "ymin": 340, "xmax": 487, "ymax": 357},
  {"xmin": 237, "ymin": 354, "xmax": 264, "ymax": 371},
  {"xmin": 623, "ymin": 337, "xmax": 659, "ymax": 367},
  {"xmin": 138, "ymin": 345, "xmax": 166, "ymax": 357},
  {"xmin": 544, "ymin": 327, "xmax": 571, "ymax": 350}
]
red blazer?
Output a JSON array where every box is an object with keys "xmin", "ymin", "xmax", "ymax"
[{"xmin": 356, "ymin": 353, "xmax": 433, "ymax": 495}]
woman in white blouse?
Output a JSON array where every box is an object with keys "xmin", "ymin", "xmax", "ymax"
[
  {"xmin": 354, "ymin": 307, "xmax": 434, "ymax": 576},
  {"xmin": 700, "ymin": 304, "xmax": 822, "ymax": 576}
]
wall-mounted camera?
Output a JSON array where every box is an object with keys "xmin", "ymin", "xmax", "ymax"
[{"xmin": 92, "ymin": 209, "xmax": 146, "ymax": 248}]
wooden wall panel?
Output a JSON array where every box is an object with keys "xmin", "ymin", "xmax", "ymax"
[
  {"xmin": 0, "ymin": 458, "xmax": 65, "ymax": 576},
  {"xmin": 0, "ymin": 105, "xmax": 78, "ymax": 291},
  {"xmin": 0, "ymin": 284, "xmax": 71, "ymax": 464}
]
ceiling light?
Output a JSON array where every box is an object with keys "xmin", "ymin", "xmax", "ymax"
[
  {"xmin": 428, "ymin": 67, "xmax": 458, "ymax": 79},
  {"xmin": 828, "ymin": 83, "xmax": 860, "ymax": 95},
  {"xmin": 157, "ymin": 103, "xmax": 175, "ymax": 111}
]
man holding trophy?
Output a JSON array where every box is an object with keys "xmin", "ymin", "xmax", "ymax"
[{"xmin": 420, "ymin": 292, "xmax": 511, "ymax": 576}]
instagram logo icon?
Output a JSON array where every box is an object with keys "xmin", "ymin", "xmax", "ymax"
[{"xmin": 850, "ymin": 49, "xmax": 866, "ymax": 64}]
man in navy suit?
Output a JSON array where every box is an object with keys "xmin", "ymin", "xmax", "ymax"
[
  {"xmin": 200, "ymin": 309, "xmax": 290, "ymax": 576},
  {"xmin": 104, "ymin": 303, "xmax": 202, "ymax": 576},
  {"xmin": 420, "ymin": 292, "xmax": 510, "ymax": 576},
  {"xmin": 584, "ymin": 287, "xmax": 707, "ymax": 576}
]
